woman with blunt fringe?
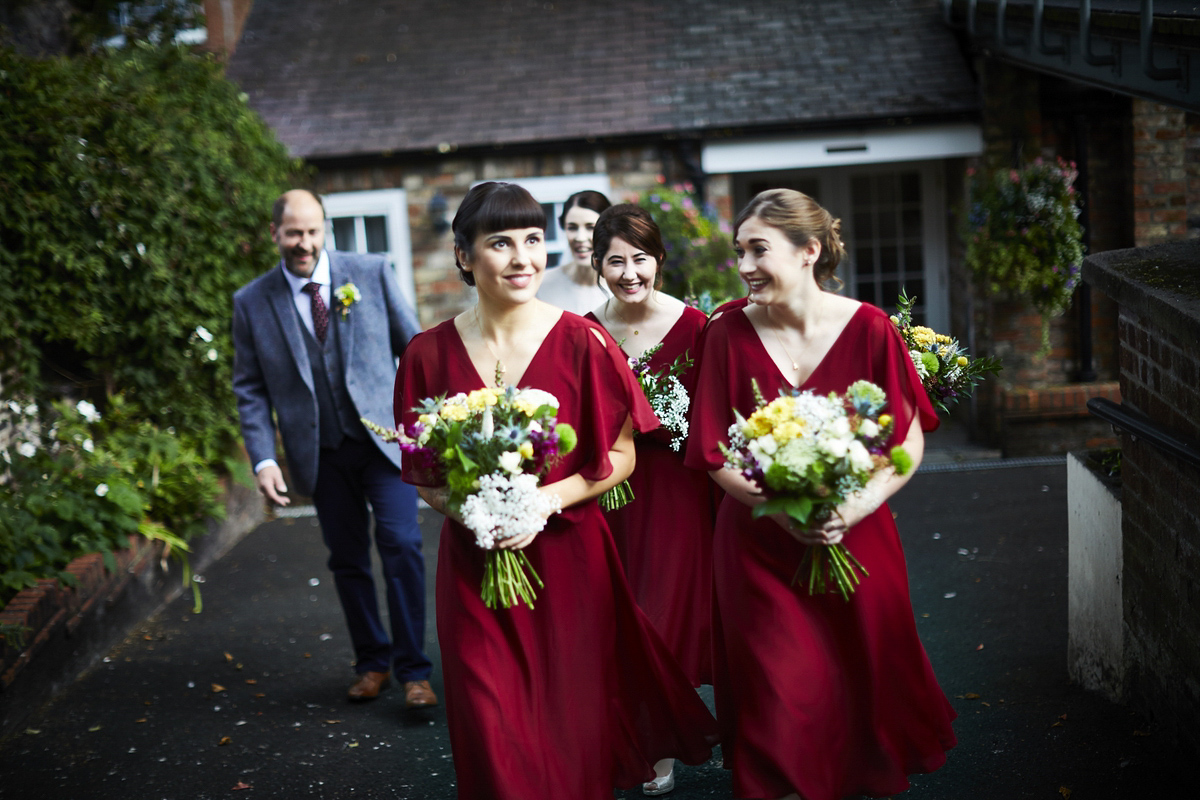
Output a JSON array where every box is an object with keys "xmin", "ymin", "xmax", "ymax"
[
  {"xmin": 584, "ymin": 204, "xmax": 721, "ymax": 795},
  {"xmin": 394, "ymin": 183, "xmax": 717, "ymax": 800},
  {"xmin": 684, "ymin": 189, "xmax": 956, "ymax": 800},
  {"xmin": 536, "ymin": 189, "xmax": 612, "ymax": 313}
]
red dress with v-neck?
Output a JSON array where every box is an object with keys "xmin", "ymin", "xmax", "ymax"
[
  {"xmin": 585, "ymin": 306, "xmax": 718, "ymax": 686},
  {"xmin": 395, "ymin": 312, "xmax": 718, "ymax": 800},
  {"xmin": 685, "ymin": 298, "xmax": 956, "ymax": 800}
]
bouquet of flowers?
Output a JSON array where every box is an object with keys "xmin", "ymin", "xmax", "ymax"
[
  {"xmin": 890, "ymin": 290, "xmax": 1001, "ymax": 414},
  {"xmin": 598, "ymin": 343, "xmax": 693, "ymax": 512},
  {"xmin": 363, "ymin": 377, "xmax": 577, "ymax": 610},
  {"xmin": 719, "ymin": 379, "xmax": 913, "ymax": 600}
]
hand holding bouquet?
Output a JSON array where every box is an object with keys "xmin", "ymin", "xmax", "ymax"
[
  {"xmin": 364, "ymin": 380, "xmax": 577, "ymax": 610},
  {"xmin": 891, "ymin": 290, "xmax": 1001, "ymax": 414},
  {"xmin": 719, "ymin": 379, "xmax": 913, "ymax": 600}
]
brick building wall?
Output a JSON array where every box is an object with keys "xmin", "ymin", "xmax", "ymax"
[
  {"xmin": 312, "ymin": 145, "xmax": 690, "ymax": 329},
  {"xmin": 1086, "ymin": 241, "xmax": 1200, "ymax": 759}
]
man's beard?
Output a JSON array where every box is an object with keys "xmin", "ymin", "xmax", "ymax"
[{"xmin": 283, "ymin": 245, "xmax": 317, "ymax": 275}]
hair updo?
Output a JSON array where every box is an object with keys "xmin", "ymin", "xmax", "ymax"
[
  {"xmin": 590, "ymin": 204, "xmax": 668, "ymax": 288},
  {"xmin": 557, "ymin": 190, "xmax": 612, "ymax": 229},
  {"xmin": 451, "ymin": 182, "xmax": 547, "ymax": 287},
  {"xmin": 733, "ymin": 189, "xmax": 846, "ymax": 286}
]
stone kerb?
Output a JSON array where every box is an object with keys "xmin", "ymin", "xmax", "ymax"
[{"xmin": 0, "ymin": 477, "xmax": 264, "ymax": 740}]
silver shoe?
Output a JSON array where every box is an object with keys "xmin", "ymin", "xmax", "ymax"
[{"xmin": 642, "ymin": 766, "xmax": 675, "ymax": 796}]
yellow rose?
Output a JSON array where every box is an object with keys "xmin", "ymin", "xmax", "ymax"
[
  {"xmin": 466, "ymin": 389, "xmax": 499, "ymax": 411},
  {"xmin": 441, "ymin": 402, "xmax": 468, "ymax": 422},
  {"xmin": 518, "ymin": 441, "xmax": 534, "ymax": 459},
  {"xmin": 956, "ymin": 356, "xmax": 969, "ymax": 367},
  {"xmin": 911, "ymin": 326, "xmax": 936, "ymax": 348}
]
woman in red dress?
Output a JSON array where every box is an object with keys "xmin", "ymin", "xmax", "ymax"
[
  {"xmin": 583, "ymin": 203, "xmax": 719, "ymax": 794},
  {"xmin": 684, "ymin": 189, "xmax": 956, "ymax": 800},
  {"xmin": 394, "ymin": 183, "xmax": 717, "ymax": 800}
]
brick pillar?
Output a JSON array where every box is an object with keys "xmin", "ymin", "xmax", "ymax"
[{"xmin": 1132, "ymin": 99, "xmax": 1188, "ymax": 246}]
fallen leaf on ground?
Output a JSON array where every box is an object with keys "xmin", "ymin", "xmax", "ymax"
[
  {"xmin": 135, "ymin": 718, "xmax": 147, "ymax": 724},
  {"xmin": 232, "ymin": 781, "xmax": 251, "ymax": 791},
  {"xmin": 224, "ymin": 652, "xmax": 234, "ymax": 662},
  {"xmin": 303, "ymin": 653, "xmax": 312, "ymax": 658},
  {"xmin": 1059, "ymin": 788, "xmax": 1072, "ymax": 798},
  {"xmin": 325, "ymin": 720, "xmax": 342, "ymax": 724},
  {"xmin": 348, "ymin": 741, "xmax": 359, "ymax": 748},
  {"xmin": 1051, "ymin": 721, "xmax": 1064, "ymax": 728},
  {"xmin": 245, "ymin": 679, "xmax": 257, "ymax": 685},
  {"xmin": 24, "ymin": 728, "xmax": 40, "ymax": 735},
  {"xmin": 218, "ymin": 736, "xmax": 232, "ymax": 746},
  {"xmin": 975, "ymin": 644, "xmax": 985, "ymax": 651},
  {"xmin": 964, "ymin": 693, "xmax": 981, "ymax": 700},
  {"xmin": 211, "ymin": 683, "xmax": 226, "ymax": 693},
  {"xmin": 981, "ymin": 702, "xmax": 991, "ymax": 707},
  {"xmin": 1059, "ymin": 713, "xmax": 1068, "ymax": 720},
  {"xmin": 88, "ymin": 725, "xmax": 101, "ymax": 732}
]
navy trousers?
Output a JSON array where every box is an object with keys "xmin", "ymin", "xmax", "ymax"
[{"xmin": 311, "ymin": 438, "xmax": 431, "ymax": 680}]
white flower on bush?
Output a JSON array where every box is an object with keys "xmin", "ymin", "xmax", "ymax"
[
  {"xmin": 17, "ymin": 442, "xmax": 36, "ymax": 458},
  {"xmin": 194, "ymin": 325, "xmax": 213, "ymax": 342},
  {"xmin": 1, "ymin": 449, "xmax": 9, "ymax": 464},
  {"xmin": 83, "ymin": 438, "xmax": 95, "ymax": 453},
  {"xmin": 95, "ymin": 483, "xmax": 110, "ymax": 497},
  {"xmin": 24, "ymin": 403, "xmax": 37, "ymax": 416},
  {"xmin": 497, "ymin": 450, "xmax": 523, "ymax": 474},
  {"xmin": 7, "ymin": 401, "xmax": 20, "ymax": 415},
  {"xmin": 206, "ymin": 348, "xmax": 218, "ymax": 361},
  {"xmin": 77, "ymin": 399, "xmax": 101, "ymax": 422}
]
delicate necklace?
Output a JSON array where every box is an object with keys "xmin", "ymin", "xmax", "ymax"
[
  {"xmin": 767, "ymin": 308, "xmax": 801, "ymax": 373},
  {"xmin": 475, "ymin": 308, "xmax": 507, "ymax": 381},
  {"xmin": 604, "ymin": 297, "xmax": 640, "ymax": 336}
]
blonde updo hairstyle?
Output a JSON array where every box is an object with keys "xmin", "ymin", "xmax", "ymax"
[{"xmin": 733, "ymin": 189, "xmax": 846, "ymax": 289}]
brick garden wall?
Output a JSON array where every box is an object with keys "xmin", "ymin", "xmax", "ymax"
[{"xmin": 1085, "ymin": 240, "xmax": 1200, "ymax": 758}]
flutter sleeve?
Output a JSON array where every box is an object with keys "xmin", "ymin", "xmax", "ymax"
[
  {"xmin": 393, "ymin": 329, "xmax": 445, "ymax": 487},
  {"xmin": 683, "ymin": 310, "xmax": 737, "ymax": 472},
  {"xmin": 862, "ymin": 307, "xmax": 940, "ymax": 447},
  {"xmin": 575, "ymin": 318, "xmax": 660, "ymax": 483}
]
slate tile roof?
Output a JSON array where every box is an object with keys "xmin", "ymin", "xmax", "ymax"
[{"xmin": 226, "ymin": 0, "xmax": 978, "ymax": 160}]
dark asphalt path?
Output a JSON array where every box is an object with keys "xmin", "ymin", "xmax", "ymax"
[{"xmin": 0, "ymin": 463, "xmax": 1188, "ymax": 799}]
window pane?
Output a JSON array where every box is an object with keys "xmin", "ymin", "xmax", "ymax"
[
  {"xmin": 332, "ymin": 218, "xmax": 356, "ymax": 252},
  {"xmin": 364, "ymin": 216, "xmax": 388, "ymax": 253},
  {"xmin": 853, "ymin": 211, "xmax": 873, "ymax": 240},
  {"xmin": 850, "ymin": 176, "xmax": 872, "ymax": 205},
  {"xmin": 904, "ymin": 244, "xmax": 924, "ymax": 273},
  {"xmin": 855, "ymin": 246, "xmax": 875, "ymax": 277},
  {"xmin": 878, "ymin": 210, "xmax": 896, "ymax": 240},
  {"xmin": 900, "ymin": 172, "xmax": 921, "ymax": 203},
  {"xmin": 879, "ymin": 245, "xmax": 898, "ymax": 273},
  {"xmin": 876, "ymin": 175, "xmax": 897, "ymax": 203},
  {"xmin": 881, "ymin": 280, "xmax": 901, "ymax": 308},
  {"xmin": 856, "ymin": 282, "xmax": 876, "ymax": 303},
  {"xmin": 542, "ymin": 203, "xmax": 558, "ymax": 242},
  {"xmin": 901, "ymin": 207, "xmax": 921, "ymax": 233},
  {"xmin": 547, "ymin": 252, "xmax": 562, "ymax": 268}
]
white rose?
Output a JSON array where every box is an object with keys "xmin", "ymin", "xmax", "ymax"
[
  {"xmin": 822, "ymin": 436, "xmax": 849, "ymax": 459},
  {"xmin": 498, "ymin": 450, "xmax": 523, "ymax": 474},
  {"xmin": 858, "ymin": 419, "xmax": 879, "ymax": 439},
  {"xmin": 756, "ymin": 434, "xmax": 778, "ymax": 455},
  {"xmin": 847, "ymin": 440, "xmax": 873, "ymax": 472}
]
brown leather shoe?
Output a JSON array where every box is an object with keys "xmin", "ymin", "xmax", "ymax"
[
  {"xmin": 403, "ymin": 679, "xmax": 438, "ymax": 708},
  {"xmin": 347, "ymin": 670, "xmax": 390, "ymax": 701}
]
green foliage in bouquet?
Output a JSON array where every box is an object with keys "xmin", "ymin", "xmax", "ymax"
[
  {"xmin": 0, "ymin": 41, "xmax": 301, "ymax": 463},
  {"xmin": 635, "ymin": 180, "xmax": 743, "ymax": 309},
  {"xmin": 964, "ymin": 158, "xmax": 1084, "ymax": 349}
]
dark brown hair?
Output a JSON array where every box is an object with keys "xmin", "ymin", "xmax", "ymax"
[
  {"xmin": 734, "ymin": 189, "xmax": 846, "ymax": 286},
  {"xmin": 557, "ymin": 190, "xmax": 611, "ymax": 229},
  {"xmin": 591, "ymin": 204, "xmax": 667, "ymax": 288},
  {"xmin": 452, "ymin": 182, "xmax": 546, "ymax": 287}
]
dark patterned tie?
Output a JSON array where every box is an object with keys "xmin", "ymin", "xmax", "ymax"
[{"xmin": 302, "ymin": 282, "xmax": 329, "ymax": 343}]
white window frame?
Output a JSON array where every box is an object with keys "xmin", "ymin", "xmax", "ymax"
[
  {"xmin": 322, "ymin": 189, "xmax": 416, "ymax": 309},
  {"xmin": 496, "ymin": 174, "xmax": 613, "ymax": 267},
  {"xmin": 731, "ymin": 161, "xmax": 949, "ymax": 332}
]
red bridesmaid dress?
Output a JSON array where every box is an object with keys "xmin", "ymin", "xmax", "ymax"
[
  {"xmin": 395, "ymin": 311, "xmax": 718, "ymax": 800},
  {"xmin": 684, "ymin": 298, "xmax": 957, "ymax": 800},
  {"xmin": 585, "ymin": 305, "xmax": 718, "ymax": 686}
]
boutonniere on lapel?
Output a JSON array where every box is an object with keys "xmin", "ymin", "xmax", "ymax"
[{"xmin": 333, "ymin": 282, "xmax": 362, "ymax": 319}]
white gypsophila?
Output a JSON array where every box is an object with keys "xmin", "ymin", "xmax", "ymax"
[
  {"xmin": 77, "ymin": 400, "xmax": 101, "ymax": 422},
  {"xmin": 460, "ymin": 472, "xmax": 562, "ymax": 549},
  {"xmin": 517, "ymin": 388, "xmax": 558, "ymax": 410},
  {"xmin": 17, "ymin": 442, "xmax": 36, "ymax": 458},
  {"xmin": 910, "ymin": 350, "xmax": 929, "ymax": 379},
  {"xmin": 649, "ymin": 375, "xmax": 691, "ymax": 451}
]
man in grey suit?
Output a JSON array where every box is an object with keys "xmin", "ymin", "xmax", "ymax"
[{"xmin": 232, "ymin": 189, "xmax": 435, "ymax": 707}]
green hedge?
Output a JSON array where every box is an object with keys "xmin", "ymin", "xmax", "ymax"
[{"xmin": 0, "ymin": 40, "xmax": 301, "ymax": 606}]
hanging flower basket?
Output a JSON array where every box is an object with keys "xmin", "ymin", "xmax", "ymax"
[{"xmin": 964, "ymin": 158, "xmax": 1085, "ymax": 352}]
